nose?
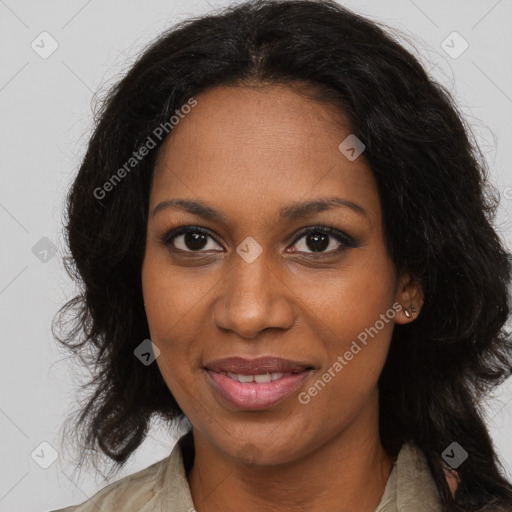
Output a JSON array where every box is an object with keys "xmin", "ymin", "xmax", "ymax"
[{"xmin": 212, "ymin": 253, "xmax": 295, "ymax": 339}]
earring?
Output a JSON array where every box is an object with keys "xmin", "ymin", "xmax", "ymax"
[{"xmin": 404, "ymin": 303, "xmax": 415, "ymax": 318}]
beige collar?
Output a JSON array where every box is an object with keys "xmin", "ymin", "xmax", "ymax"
[{"xmin": 375, "ymin": 442, "xmax": 442, "ymax": 511}]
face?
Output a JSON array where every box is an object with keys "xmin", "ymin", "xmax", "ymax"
[{"xmin": 142, "ymin": 83, "xmax": 421, "ymax": 465}]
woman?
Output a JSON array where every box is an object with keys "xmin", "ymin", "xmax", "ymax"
[{"xmin": 51, "ymin": 0, "xmax": 512, "ymax": 510}]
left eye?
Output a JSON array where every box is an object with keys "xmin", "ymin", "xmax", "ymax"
[{"xmin": 289, "ymin": 228, "xmax": 349, "ymax": 254}]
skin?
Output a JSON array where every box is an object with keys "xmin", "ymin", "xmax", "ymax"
[{"xmin": 141, "ymin": 83, "xmax": 424, "ymax": 512}]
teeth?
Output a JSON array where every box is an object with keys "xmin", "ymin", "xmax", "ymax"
[
  {"xmin": 225, "ymin": 371, "xmax": 289, "ymax": 383},
  {"xmin": 254, "ymin": 373, "xmax": 272, "ymax": 383}
]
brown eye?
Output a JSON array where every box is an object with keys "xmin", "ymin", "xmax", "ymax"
[
  {"xmin": 288, "ymin": 226, "xmax": 359, "ymax": 255},
  {"xmin": 292, "ymin": 232, "xmax": 341, "ymax": 253},
  {"xmin": 163, "ymin": 227, "xmax": 223, "ymax": 252}
]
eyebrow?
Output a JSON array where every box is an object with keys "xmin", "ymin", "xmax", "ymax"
[{"xmin": 151, "ymin": 197, "xmax": 367, "ymax": 222}]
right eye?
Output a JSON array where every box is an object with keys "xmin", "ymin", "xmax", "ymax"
[{"xmin": 161, "ymin": 226, "xmax": 224, "ymax": 253}]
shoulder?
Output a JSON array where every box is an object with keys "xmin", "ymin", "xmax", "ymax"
[
  {"xmin": 50, "ymin": 430, "xmax": 195, "ymax": 512},
  {"xmin": 49, "ymin": 456, "xmax": 169, "ymax": 512}
]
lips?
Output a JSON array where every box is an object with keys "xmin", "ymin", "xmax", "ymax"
[
  {"xmin": 204, "ymin": 356, "xmax": 313, "ymax": 375},
  {"xmin": 203, "ymin": 356, "xmax": 314, "ymax": 410}
]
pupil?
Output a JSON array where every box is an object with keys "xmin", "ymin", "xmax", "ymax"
[
  {"xmin": 307, "ymin": 233, "xmax": 328, "ymax": 252},
  {"xmin": 185, "ymin": 232, "xmax": 207, "ymax": 250}
]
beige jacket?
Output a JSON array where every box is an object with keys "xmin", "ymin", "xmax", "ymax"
[{"xmin": 51, "ymin": 432, "xmax": 442, "ymax": 512}]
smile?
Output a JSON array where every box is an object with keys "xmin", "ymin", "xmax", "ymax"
[
  {"xmin": 205, "ymin": 369, "xmax": 312, "ymax": 410},
  {"xmin": 224, "ymin": 371, "xmax": 288, "ymax": 383}
]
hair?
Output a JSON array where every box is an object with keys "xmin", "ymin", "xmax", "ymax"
[{"xmin": 53, "ymin": 0, "xmax": 512, "ymax": 509}]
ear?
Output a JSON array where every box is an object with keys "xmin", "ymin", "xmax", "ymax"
[{"xmin": 393, "ymin": 273, "xmax": 424, "ymax": 325}]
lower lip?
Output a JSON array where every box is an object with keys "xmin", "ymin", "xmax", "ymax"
[{"xmin": 205, "ymin": 369, "xmax": 311, "ymax": 410}]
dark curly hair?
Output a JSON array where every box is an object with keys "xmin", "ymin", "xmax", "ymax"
[{"xmin": 53, "ymin": 0, "xmax": 512, "ymax": 509}]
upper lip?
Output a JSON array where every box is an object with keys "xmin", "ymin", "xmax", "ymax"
[{"xmin": 204, "ymin": 356, "xmax": 313, "ymax": 375}]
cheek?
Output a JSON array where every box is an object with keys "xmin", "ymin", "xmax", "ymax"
[
  {"xmin": 295, "ymin": 241, "xmax": 396, "ymax": 345},
  {"xmin": 341, "ymin": 236, "xmax": 395, "ymax": 318},
  {"xmin": 299, "ymin": 246, "xmax": 396, "ymax": 409},
  {"xmin": 299, "ymin": 316, "xmax": 394, "ymax": 434},
  {"xmin": 142, "ymin": 255, "xmax": 203, "ymax": 386},
  {"xmin": 142, "ymin": 249, "xmax": 214, "ymax": 342}
]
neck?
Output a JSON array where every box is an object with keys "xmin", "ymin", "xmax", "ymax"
[{"xmin": 187, "ymin": 396, "xmax": 394, "ymax": 512}]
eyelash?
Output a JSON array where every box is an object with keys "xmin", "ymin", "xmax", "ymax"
[{"xmin": 160, "ymin": 225, "xmax": 360, "ymax": 256}]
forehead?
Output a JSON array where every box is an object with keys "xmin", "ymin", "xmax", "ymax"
[{"xmin": 150, "ymin": 84, "xmax": 379, "ymax": 224}]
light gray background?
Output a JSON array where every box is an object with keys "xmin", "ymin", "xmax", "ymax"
[{"xmin": 1, "ymin": 0, "xmax": 511, "ymax": 510}]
